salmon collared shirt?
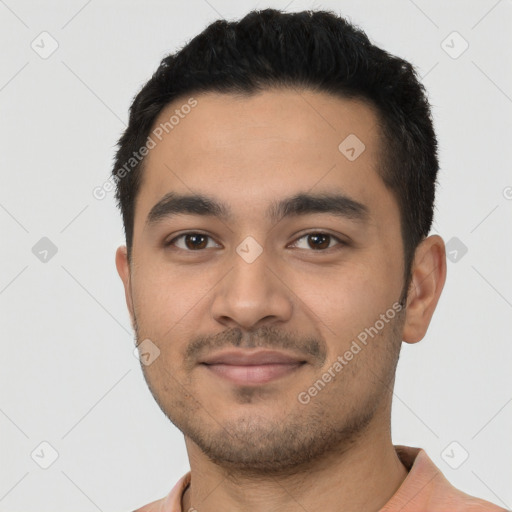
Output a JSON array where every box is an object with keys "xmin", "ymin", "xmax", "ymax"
[{"xmin": 133, "ymin": 445, "xmax": 508, "ymax": 512}]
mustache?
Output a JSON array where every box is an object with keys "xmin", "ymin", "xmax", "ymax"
[{"xmin": 183, "ymin": 325, "xmax": 327, "ymax": 369}]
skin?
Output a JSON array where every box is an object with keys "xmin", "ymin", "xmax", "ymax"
[{"xmin": 116, "ymin": 89, "xmax": 446, "ymax": 512}]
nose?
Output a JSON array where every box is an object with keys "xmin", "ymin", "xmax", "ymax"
[{"xmin": 210, "ymin": 246, "xmax": 293, "ymax": 331}]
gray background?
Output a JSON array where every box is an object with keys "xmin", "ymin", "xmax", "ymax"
[{"xmin": 1, "ymin": 0, "xmax": 511, "ymax": 510}]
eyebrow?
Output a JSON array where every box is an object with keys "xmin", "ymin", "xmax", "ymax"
[{"xmin": 145, "ymin": 191, "xmax": 369, "ymax": 228}]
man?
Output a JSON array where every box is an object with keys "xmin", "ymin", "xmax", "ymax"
[{"xmin": 113, "ymin": 8, "xmax": 507, "ymax": 512}]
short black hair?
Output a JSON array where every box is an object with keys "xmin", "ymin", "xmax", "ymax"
[{"xmin": 112, "ymin": 8, "xmax": 438, "ymax": 289}]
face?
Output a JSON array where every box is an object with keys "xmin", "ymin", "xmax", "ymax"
[{"xmin": 117, "ymin": 89, "xmax": 412, "ymax": 473}]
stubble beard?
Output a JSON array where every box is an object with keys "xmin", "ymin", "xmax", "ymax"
[{"xmin": 132, "ymin": 307, "xmax": 405, "ymax": 477}]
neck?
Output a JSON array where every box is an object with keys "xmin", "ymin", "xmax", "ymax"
[{"xmin": 181, "ymin": 423, "xmax": 408, "ymax": 512}]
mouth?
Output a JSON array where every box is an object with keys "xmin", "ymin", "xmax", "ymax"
[{"xmin": 200, "ymin": 349, "xmax": 308, "ymax": 386}]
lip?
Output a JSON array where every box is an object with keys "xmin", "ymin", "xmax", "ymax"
[
  {"xmin": 200, "ymin": 349, "xmax": 307, "ymax": 386},
  {"xmin": 201, "ymin": 349, "xmax": 307, "ymax": 366}
]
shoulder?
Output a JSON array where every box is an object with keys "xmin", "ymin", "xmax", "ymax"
[
  {"xmin": 130, "ymin": 471, "xmax": 191, "ymax": 512},
  {"xmin": 384, "ymin": 445, "xmax": 509, "ymax": 512},
  {"xmin": 131, "ymin": 496, "xmax": 167, "ymax": 512},
  {"xmin": 426, "ymin": 489, "xmax": 509, "ymax": 512}
]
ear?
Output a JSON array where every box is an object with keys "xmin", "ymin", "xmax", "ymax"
[
  {"xmin": 115, "ymin": 245, "xmax": 135, "ymax": 329},
  {"xmin": 402, "ymin": 235, "xmax": 447, "ymax": 344}
]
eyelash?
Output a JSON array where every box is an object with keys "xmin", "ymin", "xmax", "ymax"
[{"xmin": 164, "ymin": 231, "xmax": 346, "ymax": 252}]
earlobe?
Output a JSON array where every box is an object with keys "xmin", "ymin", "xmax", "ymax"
[
  {"xmin": 115, "ymin": 245, "xmax": 135, "ymax": 324},
  {"xmin": 402, "ymin": 235, "xmax": 447, "ymax": 344}
]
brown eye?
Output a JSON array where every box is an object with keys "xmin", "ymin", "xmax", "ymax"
[
  {"xmin": 291, "ymin": 232, "xmax": 344, "ymax": 251},
  {"xmin": 307, "ymin": 233, "xmax": 330, "ymax": 250},
  {"xmin": 166, "ymin": 233, "xmax": 219, "ymax": 251},
  {"xmin": 184, "ymin": 234, "xmax": 208, "ymax": 250}
]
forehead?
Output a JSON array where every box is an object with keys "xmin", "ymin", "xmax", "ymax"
[{"xmin": 135, "ymin": 89, "xmax": 390, "ymax": 226}]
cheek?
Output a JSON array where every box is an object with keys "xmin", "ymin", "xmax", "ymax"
[
  {"xmin": 293, "ymin": 259, "xmax": 401, "ymax": 347},
  {"xmin": 131, "ymin": 264, "xmax": 207, "ymax": 385},
  {"xmin": 132, "ymin": 261, "xmax": 216, "ymax": 330}
]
